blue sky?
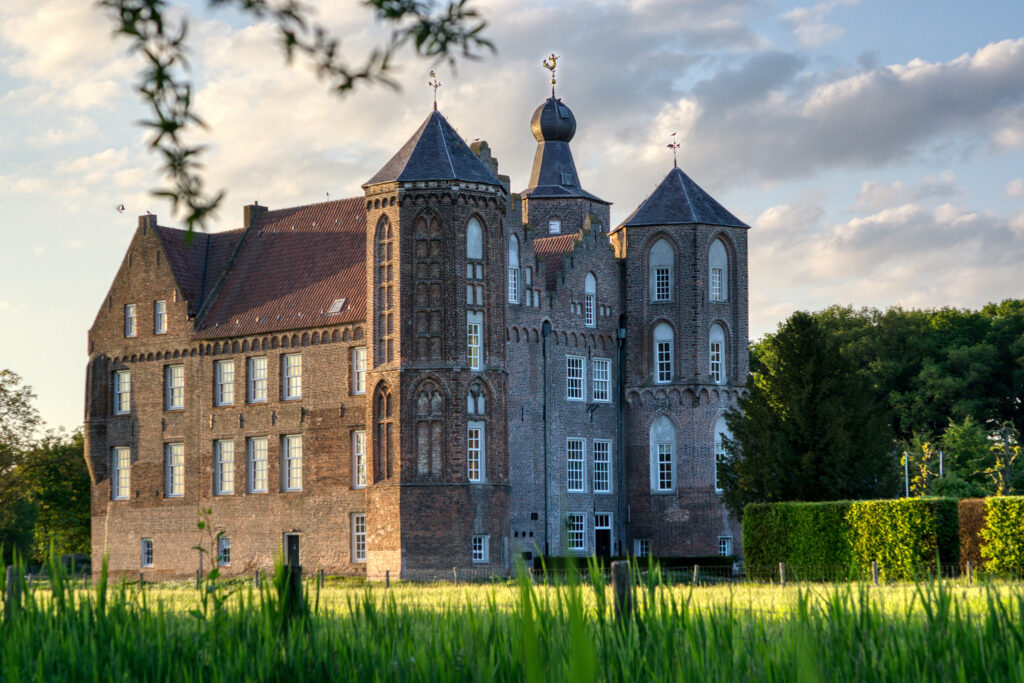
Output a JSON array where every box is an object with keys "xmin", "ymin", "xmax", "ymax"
[{"xmin": 2, "ymin": 0, "xmax": 1023, "ymax": 431}]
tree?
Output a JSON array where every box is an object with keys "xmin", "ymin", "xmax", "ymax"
[
  {"xmin": 0, "ymin": 370, "xmax": 42, "ymax": 563},
  {"xmin": 21, "ymin": 431, "xmax": 91, "ymax": 563},
  {"xmin": 101, "ymin": 0, "xmax": 493, "ymax": 231},
  {"xmin": 719, "ymin": 312, "xmax": 897, "ymax": 517}
]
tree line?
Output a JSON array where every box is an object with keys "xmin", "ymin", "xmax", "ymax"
[{"xmin": 721, "ymin": 300, "xmax": 1024, "ymax": 516}]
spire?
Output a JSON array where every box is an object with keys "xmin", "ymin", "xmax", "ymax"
[
  {"xmin": 542, "ymin": 53, "xmax": 558, "ymax": 98},
  {"xmin": 428, "ymin": 70, "xmax": 441, "ymax": 111},
  {"xmin": 617, "ymin": 167, "xmax": 748, "ymax": 230},
  {"xmin": 667, "ymin": 132, "xmax": 680, "ymax": 168}
]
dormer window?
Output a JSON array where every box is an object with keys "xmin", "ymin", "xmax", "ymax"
[
  {"xmin": 549, "ymin": 219, "xmax": 561, "ymax": 235},
  {"xmin": 327, "ymin": 298, "xmax": 347, "ymax": 315},
  {"xmin": 560, "ymin": 172, "xmax": 574, "ymax": 186}
]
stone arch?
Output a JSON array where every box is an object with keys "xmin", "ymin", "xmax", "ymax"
[
  {"xmin": 312, "ymin": 332, "xmax": 320, "ymax": 345},
  {"xmin": 301, "ymin": 333, "xmax": 309, "ymax": 346},
  {"xmin": 354, "ymin": 327, "xmax": 364, "ymax": 340},
  {"xmin": 332, "ymin": 330, "xmax": 340, "ymax": 343},
  {"xmin": 241, "ymin": 340, "xmax": 249, "ymax": 353},
  {"xmin": 291, "ymin": 334, "xmax": 299, "ymax": 347},
  {"xmin": 232, "ymin": 341, "xmax": 240, "ymax": 353}
]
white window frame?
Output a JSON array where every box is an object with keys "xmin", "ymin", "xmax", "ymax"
[
  {"xmin": 215, "ymin": 360, "xmax": 235, "ymax": 406},
  {"xmin": 467, "ymin": 313, "xmax": 483, "ymax": 370},
  {"xmin": 351, "ymin": 513, "xmax": 367, "ymax": 562},
  {"xmin": 282, "ymin": 434, "xmax": 303, "ymax": 491},
  {"xmin": 566, "ymin": 355, "xmax": 585, "ymax": 401},
  {"xmin": 710, "ymin": 339, "xmax": 723, "ymax": 384},
  {"xmin": 593, "ymin": 439, "xmax": 611, "ymax": 493},
  {"xmin": 141, "ymin": 538, "xmax": 153, "ymax": 567},
  {"xmin": 248, "ymin": 437, "xmax": 268, "ymax": 493},
  {"xmin": 282, "ymin": 353, "xmax": 302, "ymax": 400},
  {"xmin": 653, "ymin": 323, "xmax": 674, "ymax": 384},
  {"xmin": 165, "ymin": 364, "xmax": 184, "ymax": 410},
  {"xmin": 217, "ymin": 536, "xmax": 230, "ymax": 566},
  {"xmin": 113, "ymin": 370, "xmax": 131, "ymax": 415},
  {"xmin": 710, "ymin": 267, "xmax": 724, "ymax": 302},
  {"xmin": 352, "ymin": 430, "xmax": 367, "ymax": 489},
  {"xmin": 124, "ymin": 304, "xmax": 137, "ymax": 338},
  {"xmin": 508, "ymin": 265, "xmax": 520, "ymax": 304},
  {"xmin": 567, "ymin": 437, "xmax": 585, "ymax": 492},
  {"xmin": 634, "ymin": 538, "xmax": 649, "ymax": 557},
  {"xmin": 656, "ymin": 443, "xmax": 673, "ymax": 492},
  {"xmin": 548, "ymin": 219, "xmax": 561, "ymax": 235},
  {"xmin": 719, "ymin": 536, "xmax": 733, "ymax": 557},
  {"xmin": 215, "ymin": 439, "xmax": 234, "ymax": 495},
  {"xmin": 154, "ymin": 300, "xmax": 167, "ymax": 334},
  {"xmin": 472, "ymin": 535, "xmax": 489, "ymax": 563},
  {"xmin": 467, "ymin": 421, "xmax": 485, "ymax": 483},
  {"xmin": 654, "ymin": 267, "xmax": 671, "ymax": 302},
  {"xmin": 247, "ymin": 356, "xmax": 267, "ymax": 403},
  {"xmin": 592, "ymin": 358, "xmax": 611, "ymax": 402},
  {"xmin": 351, "ymin": 347, "xmax": 367, "ymax": 395},
  {"xmin": 584, "ymin": 293, "xmax": 595, "ymax": 327},
  {"xmin": 112, "ymin": 446, "xmax": 130, "ymax": 500},
  {"xmin": 165, "ymin": 442, "xmax": 184, "ymax": 498},
  {"xmin": 567, "ymin": 513, "xmax": 585, "ymax": 552},
  {"xmin": 715, "ymin": 418, "xmax": 730, "ymax": 493}
]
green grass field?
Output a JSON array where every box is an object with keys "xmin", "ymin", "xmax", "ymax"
[{"xmin": 2, "ymin": 563, "xmax": 1023, "ymax": 681}]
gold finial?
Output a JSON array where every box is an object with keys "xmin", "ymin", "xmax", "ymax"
[
  {"xmin": 667, "ymin": 132, "xmax": 680, "ymax": 168},
  {"xmin": 428, "ymin": 70, "xmax": 441, "ymax": 110},
  {"xmin": 542, "ymin": 53, "xmax": 559, "ymax": 96}
]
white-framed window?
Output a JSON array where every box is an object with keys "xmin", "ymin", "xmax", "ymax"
[
  {"xmin": 351, "ymin": 347, "xmax": 367, "ymax": 395},
  {"xmin": 649, "ymin": 416, "xmax": 676, "ymax": 492},
  {"xmin": 351, "ymin": 513, "xmax": 366, "ymax": 562},
  {"xmin": 566, "ymin": 355, "xmax": 585, "ymax": 401},
  {"xmin": 248, "ymin": 437, "xmax": 268, "ymax": 493},
  {"xmin": 709, "ymin": 238, "xmax": 728, "ymax": 302},
  {"xmin": 165, "ymin": 364, "xmax": 184, "ymax": 410},
  {"xmin": 653, "ymin": 323, "xmax": 673, "ymax": 384},
  {"xmin": 710, "ymin": 324, "xmax": 726, "ymax": 384},
  {"xmin": 714, "ymin": 417, "xmax": 731, "ymax": 492},
  {"xmin": 282, "ymin": 353, "xmax": 302, "ymax": 400},
  {"xmin": 352, "ymin": 430, "xmax": 367, "ymax": 488},
  {"xmin": 710, "ymin": 268, "xmax": 723, "ymax": 302},
  {"xmin": 113, "ymin": 370, "xmax": 131, "ymax": 414},
  {"xmin": 282, "ymin": 434, "xmax": 302, "ymax": 491},
  {"xmin": 592, "ymin": 358, "xmax": 611, "ymax": 402},
  {"xmin": 165, "ymin": 442, "xmax": 184, "ymax": 497},
  {"xmin": 525, "ymin": 267, "xmax": 532, "ymax": 286},
  {"xmin": 634, "ymin": 538, "xmax": 649, "ymax": 557},
  {"xmin": 217, "ymin": 536, "xmax": 230, "ymax": 566},
  {"xmin": 508, "ymin": 234, "xmax": 520, "ymax": 304},
  {"xmin": 549, "ymin": 219, "xmax": 561, "ymax": 235},
  {"xmin": 584, "ymin": 273, "xmax": 596, "ymax": 328},
  {"xmin": 649, "ymin": 238, "xmax": 674, "ymax": 302},
  {"xmin": 595, "ymin": 513, "xmax": 611, "ymax": 532},
  {"xmin": 215, "ymin": 439, "xmax": 234, "ymax": 495},
  {"xmin": 112, "ymin": 446, "xmax": 130, "ymax": 500},
  {"xmin": 247, "ymin": 356, "xmax": 267, "ymax": 403},
  {"xmin": 467, "ymin": 312, "xmax": 482, "ymax": 370},
  {"xmin": 467, "ymin": 421, "xmax": 485, "ymax": 482},
  {"xmin": 567, "ymin": 437, "xmax": 585, "ymax": 492},
  {"xmin": 141, "ymin": 538, "xmax": 153, "ymax": 567},
  {"xmin": 472, "ymin": 535, "xmax": 489, "ymax": 563},
  {"xmin": 124, "ymin": 304, "xmax": 137, "ymax": 337},
  {"xmin": 593, "ymin": 439, "xmax": 611, "ymax": 493},
  {"xmin": 154, "ymin": 300, "xmax": 167, "ymax": 334},
  {"xmin": 655, "ymin": 267, "xmax": 671, "ymax": 302},
  {"xmin": 657, "ymin": 444, "xmax": 672, "ymax": 491},
  {"xmin": 567, "ymin": 513, "xmax": 585, "ymax": 552},
  {"xmin": 719, "ymin": 536, "xmax": 733, "ymax": 556},
  {"xmin": 215, "ymin": 360, "xmax": 234, "ymax": 406}
]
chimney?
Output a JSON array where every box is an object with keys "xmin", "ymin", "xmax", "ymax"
[
  {"xmin": 138, "ymin": 214, "xmax": 157, "ymax": 231},
  {"xmin": 244, "ymin": 202, "xmax": 268, "ymax": 228}
]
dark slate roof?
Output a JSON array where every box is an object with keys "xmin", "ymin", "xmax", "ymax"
[
  {"xmin": 364, "ymin": 110, "xmax": 503, "ymax": 188},
  {"xmin": 522, "ymin": 97, "xmax": 608, "ymax": 204},
  {"xmin": 154, "ymin": 227, "xmax": 242, "ymax": 317},
  {"xmin": 533, "ymin": 233, "xmax": 580, "ymax": 290},
  {"xmin": 616, "ymin": 167, "xmax": 748, "ymax": 231},
  {"xmin": 193, "ymin": 198, "xmax": 367, "ymax": 339}
]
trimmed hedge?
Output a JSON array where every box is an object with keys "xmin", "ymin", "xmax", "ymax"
[
  {"xmin": 743, "ymin": 502, "xmax": 853, "ymax": 581},
  {"xmin": 980, "ymin": 497, "xmax": 1024, "ymax": 576},
  {"xmin": 958, "ymin": 498, "xmax": 988, "ymax": 571},
  {"xmin": 846, "ymin": 498, "xmax": 959, "ymax": 581}
]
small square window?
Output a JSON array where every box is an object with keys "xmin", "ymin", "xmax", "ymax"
[
  {"xmin": 719, "ymin": 536, "xmax": 733, "ymax": 557},
  {"xmin": 548, "ymin": 219, "xmax": 561, "ymax": 235},
  {"xmin": 634, "ymin": 538, "xmax": 649, "ymax": 557}
]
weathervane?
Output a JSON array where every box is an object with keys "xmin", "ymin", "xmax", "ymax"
[
  {"xmin": 542, "ymin": 53, "xmax": 559, "ymax": 96},
  {"xmin": 667, "ymin": 132, "xmax": 680, "ymax": 168},
  {"xmin": 428, "ymin": 70, "xmax": 441, "ymax": 110}
]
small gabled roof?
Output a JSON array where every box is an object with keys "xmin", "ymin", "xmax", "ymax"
[
  {"xmin": 364, "ymin": 110, "xmax": 503, "ymax": 188},
  {"xmin": 154, "ymin": 227, "xmax": 242, "ymax": 317},
  {"xmin": 533, "ymin": 233, "xmax": 581, "ymax": 290},
  {"xmin": 616, "ymin": 167, "xmax": 748, "ymax": 231}
]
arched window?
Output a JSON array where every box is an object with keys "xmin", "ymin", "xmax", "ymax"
[
  {"xmin": 467, "ymin": 382, "xmax": 487, "ymax": 483},
  {"xmin": 709, "ymin": 239, "xmax": 728, "ymax": 302},
  {"xmin": 508, "ymin": 235, "xmax": 520, "ymax": 304},
  {"xmin": 653, "ymin": 322, "xmax": 673, "ymax": 384},
  {"xmin": 584, "ymin": 273, "xmax": 596, "ymax": 328},
  {"xmin": 373, "ymin": 385, "xmax": 394, "ymax": 481},
  {"xmin": 466, "ymin": 216, "xmax": 483, "ymax": 260},
  {"xmin": 709, "ymin": 324, "xmax": 726, "ymax": 384},
  {"xmin": 414, "ymin": 382, "xmax": 444, "ymax": 477},
  {"xmin": 414, "ymin": 212, "xmax": 443, "ymax": 359},
  {"xmin": 375, "ymin": 216, "xmax": 395, "ymax": 365},
  {"xmin": 649, "ymin": 416, "xmax": 676, "ymax": 492},
  {"xmin": 466, "ymin": 217, "xmax": 485, "ymax": 369},
  {"xmin": 649, "ymin": 238, "xmax": 674, "ymax": 302},
  {"xmin": 714, "ymin": 417, "xmax": 731, "ymax": 492}
]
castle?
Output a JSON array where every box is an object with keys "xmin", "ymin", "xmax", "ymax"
[{"xmin": 85, "ymin": 84, "xmax": 749, "ymax": 579}]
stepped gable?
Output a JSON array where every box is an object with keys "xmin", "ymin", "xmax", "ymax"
[
  {"xmin": 616, "ymin": 166, "xmax": 748, "ymax": 230},
  {"xmin": 364, "ymin": 110, "xmax": 503, "ymax": 188},
  {"xmin": 522, "ymin": 97, "xmax": 607, "ymax": 203},
  {"xmin": 194, "ymin": 198, "xmax": 367, "ymax": 339},
  {"xmin": 154, "ymin": 226, "xmax": 242, "ymax": 317},
  {"xmin": 533, "ymin": 233, "xmax": 580, "ymax": 290}
]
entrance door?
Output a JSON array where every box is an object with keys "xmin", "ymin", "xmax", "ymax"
[
  {"xmin": 594, "ymin": 514, "xmax": 612, "ymax": 557},
  {"xmin": 285, "ymin": 534, "xmax": 300, "ymax": 566}
]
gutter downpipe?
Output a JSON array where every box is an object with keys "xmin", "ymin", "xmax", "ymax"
[
  {"xmin": 542, "ymin": 320, "xmax": 552, "ymax": 556},
  {"xmin": 616, "ymin": 325, "xmax": 626, "ymax": 556}
]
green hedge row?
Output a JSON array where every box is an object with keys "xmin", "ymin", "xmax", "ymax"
[{"xmin": 979, "ymin": 496, "xmax": 1024, "ymax": 575}]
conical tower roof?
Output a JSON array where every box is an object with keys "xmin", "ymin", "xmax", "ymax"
[
  {"xmin": 617, "ymin": 167, "xmax": 747, "ymax": 230},
  {"xmin": 521, "ymin": 97, "xmax": 608, "ymax": 203}
]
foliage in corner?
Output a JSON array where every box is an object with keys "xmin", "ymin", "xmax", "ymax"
[{"xmin": 980, "ymin": 496, "xmax": 1024, "ymax": 576}]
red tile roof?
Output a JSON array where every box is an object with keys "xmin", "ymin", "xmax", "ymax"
[
  {"xmin": 532, "ymin": 233, "xmax": 580, "ymax": 290},
  {"xmin": 155, "ymin": 227, "xmax": 243, "ymax": 317}
]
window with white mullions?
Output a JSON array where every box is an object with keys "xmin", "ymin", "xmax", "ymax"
[
  {"xmin": 124, "ymin": 304, "xmax": 137, "ymax": 337},
  {"xmin": 653, "ymin": 323, "xmax": 673, "ymax": 384},
  {"xmin": 165, "ymin": 364, "xmax": 184, "ymax": 410},
  {"xmin": 649, "ymin": 238, "xmax": 674, "ymax": 302},
  {"xmin": 217, "ymin": 537, "xmax": 230, "ymax": 566},
  {"xmin": 467, "ymin": 313, "xmax": 483, "ymax": 370},
  {"xmin": 567, "ymin": 437, "xmax": 585, "ymax": 492},
  {"xmin": 113, "ymin": 370, "xmax": 131, "ymax": 414},
  {"xmin": 248, "ymin": 437, "xmax": 268, "ymax": 493},
  {"xmin": 282, "ymin": 434, "xmax": 302, "ymax": 491},
  {"xmin": 165, "ymin": 442, "xmax": 184, "ymax": 497},
  {"xmin": 710, "ymin": 324, "xmax": 726, "ymax": 384},
  {"xmin": 584, "ymin": 273, "xmax": 596, "ymax": 328},
  {"xmin": 709, "ymin": 239, "xmax": 729, "ymax": 302},
  {"xmin": 472, "ymin": 535, "xmax": 489, "ymax": 563},
  {"xmin": 351, "ymin": 347, "xmax": 367, "ymax": 395},
  {"xmin": 508, "ymin": 234, "xmax": 520, "ymax": 304},
  {"xmin": 282, "ymin": 353, "xmax": 302, "ymax": 400},
  {"xmin": 657, "ymin": 444, "xmax": 672, "ymax": 491},
  {"xmin": 714, "ymin": 417, "xmax": 731, "ymax": 492},
  {"xmin": 247, "ymin": 357, "xmax": 267, "ymax": 403},
  {"xmin": 592, "ymin": 358, "xmax": 611, "ymax": 402},
  {"xmin": 351, "ymin": 514, "xmax": 366, "ymax": 562},
  {"xmin": 141, "ymin": 538, "xmax": 153, "ymax": 567},
  {"xmin": 154, "ymin": 300, "xmax": 167, "ymax": 334},
  {"xmin": 649, "ymin": 415, "xmax": 676, "ymax": 492},
  {"xmin": 215, "ymin": 360, "xmax": 234, "ymax": 406},
  {"xmin": 467, "ymin": 422, "xmax": 485, "ymax": 482},
  {"xmin": 567, "ymin": 513, "xmax": 585, "ymax": 551},
  {"xmin": 566, "ymin": 355, "xmax": 585, "ymax": 401},
  {"xmin": 112, "ymin": 446, "xmax": 130, "ymax": 500},
  {"xmin": 215, "ymin": 439, "xmax": 234, "ymax": 495},
  {"xmin": 719, "ymin": 536, "xmax": 733, "ymax": 556},
  {"xmin": 352, "ymin": 430, "xmax": 367, "ymax": 489},
  {"xmin": 593, "ymin": 440, "xmax": 611, "ymax": 493}
]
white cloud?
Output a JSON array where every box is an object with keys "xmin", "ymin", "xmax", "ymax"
[
  {"xmin": 1008, "ymin": 178, "xmax": 1024, "ymax": 198},
  {"xmin": 852, "ymin": 172, "xmax": 957, "ymax": 211},
  {"xmin": 781, "ymin": 0, "xmax": 857, "ymax": 48}
]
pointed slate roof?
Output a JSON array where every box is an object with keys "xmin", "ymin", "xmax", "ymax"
[
  {"xmin": 521, "ymin": 97, "xmax": 608, "ymax": 204},
  {"xmin": 616, "ymin": 167, "xmax": 748, "ymax": 230},
  {"xmin": 364, "ymin": 110, "xmax": 503, "ymax": 188}
]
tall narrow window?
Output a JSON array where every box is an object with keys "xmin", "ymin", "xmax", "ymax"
[
  {"xmin": 710, "ymin": 268, "xmax": 723, "ymax": 302},
  {"xmin": 413, "ymin": 212, "xmax": 443, "ymax": 359},
  {"xmin": 508, "ymin": 234, "xmax": 520, "ymax": 303},
  {"xmin": 351, "ymin": 347, "xmax": 367, "ymax": 394},
  {"xmin": 165, "ymin": 365, "xmax": 184, "ymax": 410},
  {"xmin": 112, "ymin": 446, "xmax": 130, "ymax": 500},
  {"xmin": 710, "ymin": 324, "xmax": 726, "ymax": 384},
  {"xmin": 375, "ymin": 216, "xmax": 395, "ymax": 365},
  {"xmin": 248, "ymin": 357, "xmax": 267, "ymax": 403},
  {"xmin": 124, "ymin": 304, "xmax": 137, "ymax": 337},
  {"xmin": 282, "ymin": 434, "xmax": 302, "ymax": 491},
  {"xmin": 215, "ymin": 440, "xmax": 234, "ymax": 495},
  {"xmin": 467, "ymin": 312, "xmax": 483, "ymax": 370},
  {"xmin": 714, "ymin": 417, "xmax": 731, "ymax": 492},
  {"xmin": 657, "ymin": 444, "xmax": 673, "ymax": 491},
  {"xmin": 374, "ymin": 386, "xmax": 394, "ymax": 481},
  {"xmin": 467, "ymin": 422, "xmax": 485, "ymax": 482},
  {"xmin": 472, "ymin": 535, "xmax": 489, "ymax": 563},
  {"xmin": 217, "ymin": 537, "xmax": 231, "ymax": 566},
  {"xmin": 113, "ymin": 370, "xmax": 131, "ymax": 414},
  {"xmin": 593, "ymin": 440, "xmax": 611, "ymax": 493},
  {"xmin": 154, "ymin": 300, "xmax": 167, "ymax": 334},
  {"xmin": 584, "ymin": 273, "xmax": 596, "ymax": 327},
  {"xmin": 649, "ymin": 238, "xmax": 674, "ymax": 302},
  {"xmin": 165, "ymin": 442, "xmax": 184, "ymax": 497},
  {"xmin": 352, "ymin": 430, "xmax": 367, "ymax": 488},
  {"xmin": 416, "ymin": 383, "xmax": 445, "ymax": 477},
  {"xmin": 282, "ymin": 353, "xmax": 302, "ymax": 400},
  {"xmin": 649, "ymin": 416, "xmax": 676, "ymax": 492},
  {"xmin": 141, "ymin": 538, "xmax": 153, "ymax": 567},
  {"xmin": 351, "ymin": 514, "xmax": 367, "ymax": 562},
  {"xmin": 653, "ymin": 323, "xmax": 673, "ymax": 384},
  {"xmin": 709, "ymin": 238, "xmax": 729, "ymax": 302},
  {"xmin": 215, "ymin": 360, "xmax": 234, "ymax": 406},
  {"xmin": 248, "ymin": 437, "xmax": 268, "ymax": 493},
  {"xmin": 566, "ymin": 355, "xmax": 585, "ymax": 401},
  {"xmin": 567, "ymin": 438, "xmax": 585, "ymax": 492},
  {"xmin": 567, "ymin": 513, "xmax": 585, "ymax": 551},
  {"xmin": 592, "ymin": 358, "xmax": 611, "ymax": 402}
]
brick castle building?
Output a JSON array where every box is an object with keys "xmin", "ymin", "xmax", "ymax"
[{"xmin": 85, "ymin": 88, "xmax": 749, "ymax": 579}]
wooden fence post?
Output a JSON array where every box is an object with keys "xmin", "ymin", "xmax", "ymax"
[
  {"xmin": 453, "ymin": 567, "xmax": 458, "ymax": 586},
  {"xmin": 779, "ymin": 562, "xmax": 786, "ymax": 588},
  {"xmin": 385, "ymin": 570, "xmax": 390, "ymax": 588},
  {"xmin": 692, "ymin": 564, "xmax": 699, "ymax": 586},
  {"xmin": 4, "ymin": 565, "xmax": 21, "ymax": 622},
  {"xmin": 871, "ymin": 560, "xmax": 879, "ymax": 586},
  {"xmin": 319, "ymin": 568, "xmax": 324, "ymax": 589},
  {"xmin": 139, "ymin": 572, "xmax": 144, "ymax": 585},
  {"xmin": 611, "ymin": 561, "xmax": 633, "ymax": 623}
]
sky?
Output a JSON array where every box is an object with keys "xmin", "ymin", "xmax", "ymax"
[{"xmin": 2, "ymin": 0, "xmax": 1024, "ymax": 432}]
